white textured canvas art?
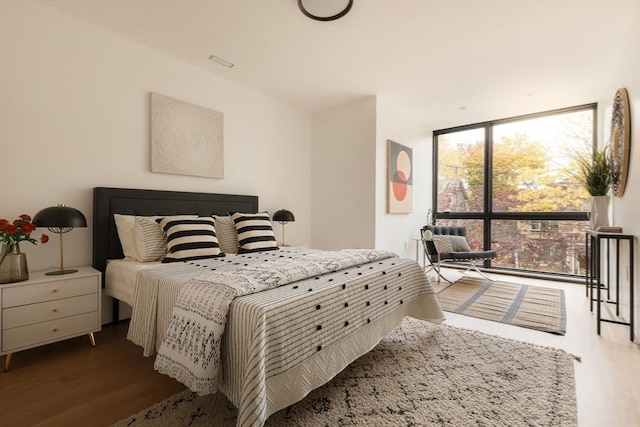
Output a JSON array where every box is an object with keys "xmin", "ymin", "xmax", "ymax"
[{"xmin": 151, "ymin": 93, "xmax": 224, "ymax": 178}]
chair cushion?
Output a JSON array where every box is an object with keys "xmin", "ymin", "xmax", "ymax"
[
  {"xmin": 426, "ymin": 225, "xmax": 466, "ymax": 237},
  {"xmin": 442, "ymin": 250, "xmax": 497, "ymax": 261},
  {"xmin": 449, "ymin": 235, "xmax": 471, "ymax": 252}
]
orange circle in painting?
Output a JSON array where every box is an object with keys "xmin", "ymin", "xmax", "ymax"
[{"xmin": 393, "ymin": 171, "xmax": 407, "ymax": 201}]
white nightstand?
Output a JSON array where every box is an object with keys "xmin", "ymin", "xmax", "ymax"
[{"xmin": 0, "ymin": 266, "xmax": 102, "ymax": 371}]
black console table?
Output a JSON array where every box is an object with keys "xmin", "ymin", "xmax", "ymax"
[{"xmin": 585, "ymin": 230, "xmax": 635, "ymax": 340}]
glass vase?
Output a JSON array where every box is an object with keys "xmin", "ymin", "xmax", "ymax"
[{"xmin": 0, "ymin": 243, "xmax": 29, "ymax": 284}]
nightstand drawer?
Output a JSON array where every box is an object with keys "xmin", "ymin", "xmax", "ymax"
[
  {"xmin": 2, "ymin": 312, "xmax": 99, "ymax": 352},
  {"xmin": 2, "ymin": 294, "xmax": 98, "ymax": 329},
  {"xmin": 2, "ymin": 276, "xmax": 98, "ymax": 308}
]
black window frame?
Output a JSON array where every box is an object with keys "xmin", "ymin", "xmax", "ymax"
[{"xmin": 432, "ymin": 103, "xmax": 596, "ymax": 277}]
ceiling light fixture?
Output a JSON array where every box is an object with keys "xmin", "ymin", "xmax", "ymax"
[
  {"xmin": 208, "ymin": 54, "xmax": 234, "ymax": 68},
  {"xmin": 298, "ymin": 0, "xmax": 353, "ymax": 21}
]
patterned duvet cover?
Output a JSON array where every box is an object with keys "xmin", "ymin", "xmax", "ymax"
[{"xmin": 127, "ymin": 247, "xmax": 445, "ymax": 427}]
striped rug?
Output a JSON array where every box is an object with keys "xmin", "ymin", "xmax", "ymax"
[{"xmin": 434, "ymin": 276, "xmax": 566, "ymax": 335}]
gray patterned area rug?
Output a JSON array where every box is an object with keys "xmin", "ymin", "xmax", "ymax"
[
  {"xmin": 113, "ymin": 318, "xmax": 577, "ymax": 427},
  {"xmin": 434, "ymin": 277, "xmax": 567, "ymax": 335}
]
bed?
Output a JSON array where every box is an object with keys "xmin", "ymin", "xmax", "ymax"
[{"xmin": 92, "ymin": 187, "xmax": 445, "ymax": 427}]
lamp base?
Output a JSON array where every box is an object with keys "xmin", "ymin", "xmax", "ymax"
[{"xmin": 45, "ymin": 269, "xmax": 78, "ymax": 276}]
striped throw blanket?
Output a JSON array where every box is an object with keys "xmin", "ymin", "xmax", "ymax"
[{"xmin": 154, "ymin": 249, "xmax": 397, "ymax": 395}]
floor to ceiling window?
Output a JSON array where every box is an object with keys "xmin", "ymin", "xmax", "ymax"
[{"xmin": 433, "ymin": 104, "xmax": 596, "ymax": 277}]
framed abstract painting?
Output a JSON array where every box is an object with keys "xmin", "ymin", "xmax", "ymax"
[{"xmin": 387, "ymin": 139, "xmax": 413, "ymax": 213}]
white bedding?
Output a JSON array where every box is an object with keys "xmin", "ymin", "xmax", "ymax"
[
  {"xmin": 107, "ymin": 249, "xmax": 445, "ymax": 427},
  {"xmin": 105, "ymin": 259, "xmax": 160, "ymax": 306}
]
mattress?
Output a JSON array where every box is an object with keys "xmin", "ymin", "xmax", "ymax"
[{"xmin": 105, "ymin": 259, "xmax": 160, "ymax": 306}]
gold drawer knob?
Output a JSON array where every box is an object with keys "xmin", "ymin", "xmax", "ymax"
[
  {"xmin": 52, "ymin": 327, "xmax": 58, "ymax": 332},
  {"xmin": 52, "ymin": 308, "xmax": 58, "ymax": 313},
  {"xmin": 52, "ymin": 288, "xmax": 58, "ymax": 293}
]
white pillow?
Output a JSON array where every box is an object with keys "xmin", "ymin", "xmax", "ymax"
[
  {"xmin": 113, "ymin": 214, "xmax": 137, "ymax": 260},
  {"xmin": 159, "ymin": 216, "xmax": 222, "ymax": 262},
  {"xmin": 114, "ymin": 214, "xmax": 189, "ymax": 262},
  {"xmin": 213, "ymin": 215, "xmax": 239, "ymax": 254}
]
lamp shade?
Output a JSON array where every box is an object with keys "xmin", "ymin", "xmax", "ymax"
[
  {"xmin": 33, "ymin": 205, "xmax": 87, "ymax": 229},
  {"xmin": 273, "ymin": 209, "xmax": 295, "ymax": 223}
]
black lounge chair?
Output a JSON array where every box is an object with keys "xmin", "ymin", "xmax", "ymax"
[{"xmin": 420, "ymin": 225, "xmax": 497, "ymax": 283}]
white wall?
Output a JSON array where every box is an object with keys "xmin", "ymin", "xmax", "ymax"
[
  {"xmin": 602, "ymin": 2, "xmax": 640, "ymax": 340},
  {"xmin": 0, "ymin": 1, "xmax": 312, "ymax": 309},
  {"xmin": 310, "ymin": 97, "xmax": 376, "ymax": 251},
  {"xmin": 375, "ymin": 101, "xmax": 432, "ymax": 260}
]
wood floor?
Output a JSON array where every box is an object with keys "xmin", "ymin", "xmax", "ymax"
[
  {"xmin": 0, "ymin": 321, "xmax": 185, "ymax": 427},
  {"xmin": 1, "ymin": 271, "xmax": 638, "ymax": 426}
]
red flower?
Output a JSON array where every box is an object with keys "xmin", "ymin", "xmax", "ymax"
[
  {"xmin": 20, "ymin": 223, "xmax": 36, "ymax": 234},
  {"xmin": 0, "ymin": 215, "xmax": 48, "ymax": 259}
]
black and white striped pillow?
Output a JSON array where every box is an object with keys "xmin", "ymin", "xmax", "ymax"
[
  {"xmin": 159, "ymin": 216, "xmax": 222, "ymax": 262},
  {"xmin": 231, "ymin": 212, "xmax": 278, "ymax": 254}
]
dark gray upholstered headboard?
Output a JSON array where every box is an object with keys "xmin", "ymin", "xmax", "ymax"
[{"xmin": 92, "ymin": 187, "xmax": 259, "ymax": 276}]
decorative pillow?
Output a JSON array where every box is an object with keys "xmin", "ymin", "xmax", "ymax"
[
  {"xmin": 134, "ymin": 217, "xmax": 167, "ymax": 261},
  {"xmin": 432, "ymin": 235, "xmax": 453, "ymax": 254},
  {"xmin": 115, "ymin": 214, "xmax": 203, "ymax": 262},
  {"xmin": 230, "ymin": 212, "xmax": 278, "ymax": 254},
  {"xmin": 449, "ymin": 235, "xmax": 472, "ymax": 252},
  {"xmin": 213, "ymin": 215, "xmax": 239, "ymax": 254},
  {"xmin": 159, "ymin": 216, "xmax": 222, "ymax": 262},
  {"xmin": 114, "ymin": 214, "xmax": 137, "ymax": 260}
]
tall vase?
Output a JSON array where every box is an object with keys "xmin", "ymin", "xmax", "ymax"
[
  {"xmin": 0, "ymin": 243, "xmax": 29, "ymax": 284},
  {"xmin": 589, "ymin": 195, "xmax": 609, "ymax": 230}
]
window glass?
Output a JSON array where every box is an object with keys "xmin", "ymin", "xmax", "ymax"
[
  {"xmin": 492, "ymin": 110, "xmax": 593, "ymax": 212},
  {"xmin": 491, "ymin": 219, "xmax": 588, "ymax": 275},
  {"xmin": 436, "ymin": 128, "xmax": 484, "ymax": 213}
]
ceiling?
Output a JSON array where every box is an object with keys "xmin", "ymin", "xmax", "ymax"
[{"xmin": 40, "ymin": 0, "xmax": 639, "ymax": 128}]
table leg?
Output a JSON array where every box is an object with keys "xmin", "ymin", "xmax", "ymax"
[
  {"xmin": 596, "ymin": 237, "xmax": 601, "ymax": 335},
  {"xmin": 606, "ymin": 240, "xmax": 611, "ymax": 300},
  {"xmin": 585, "ymin": 233, "xmax": 590, "ymax": 298},
  {"xmin": 4, "ymin": 353, "xmax": 13, "ymax": 372},
  {"xmin": 630, "ymin": 241, "xmax": 635, "ymax": 341},
  {"xmin": 616, "ymin": 239, "xmax": 620, "ymax": 316}
]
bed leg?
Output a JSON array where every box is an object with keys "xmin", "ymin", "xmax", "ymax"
[{"xmin": 112, "ymin": 298, "xmax": 119, "ymax": 323}]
